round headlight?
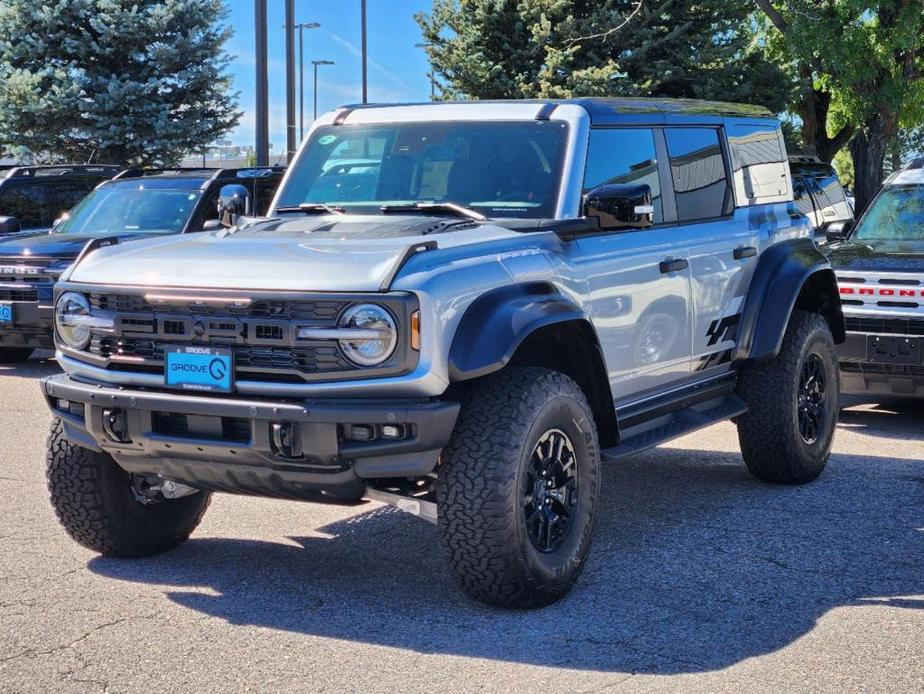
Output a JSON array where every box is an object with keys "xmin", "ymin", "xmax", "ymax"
[
  {"xmin": 55, "ymin": 291, "xmax": 92, "ymax": 350},
  {"xmin": 337, "ymin": 303, "xmax": 398, "ymax": 366}
]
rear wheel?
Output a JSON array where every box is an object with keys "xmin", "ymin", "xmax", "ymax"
[
  {"xmin": 46, "ymin": 420, "xmax": 211, "ymax": 557},
  {"xmin": 437, "ymin": 367, "xmax": 601, "ymax": 608},
  {"xmin": 0, "ymin": 347, "xmax": 33, "ymax": 363},
  {"xmin": 736, "ymin": 310, "xmax": 839, "ymax": 484}
]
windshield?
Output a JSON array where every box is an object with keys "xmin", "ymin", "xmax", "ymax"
[
  {"xmin": 275, "ymin": 121, "xmax": 569, "ymax": 218},
  {"xmin": 55, "ymin": 187, "xmax": 202, "ymax": 235},
  {"xmin": 853, "ymin": 186, "xmax": 924, "ymax": 243}
]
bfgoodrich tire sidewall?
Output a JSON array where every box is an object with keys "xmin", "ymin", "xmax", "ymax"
[{"xmin": 513, "ymin": 394, "xmax": 600, "ymax": 588}]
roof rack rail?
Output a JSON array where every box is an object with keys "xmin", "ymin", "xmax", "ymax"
[
  {"xmin": 2, "ymin": 164, "xmax": 122, "ymax": 179},
  {"xmin": 113, "ymin": 166, "xmax": 285, "ymax": 182}
]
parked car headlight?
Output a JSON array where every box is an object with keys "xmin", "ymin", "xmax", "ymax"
[
  {"xmin": 54, "ymin": 292, "xmax": 95, "ymax": 350},
  {"xmin": 336, "ymin": 303, "xmax": 398, "ymax": 366}
]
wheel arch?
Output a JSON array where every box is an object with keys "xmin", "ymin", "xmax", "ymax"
[
  {"xmin": 735, "ymin": 238, "xmax": 845, "ymax": 363},
  {"xmin": 448, "ymin": 283, "xmax": 617, "ymax": 447}
]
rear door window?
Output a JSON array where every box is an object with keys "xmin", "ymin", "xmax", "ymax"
[
  {"xmin": 664, "ymin": 128, "xmax": 731, "ymax": 222},
  {"xmin": 583, "ymin": 128, "xmax": 663, "ymax": 224}
]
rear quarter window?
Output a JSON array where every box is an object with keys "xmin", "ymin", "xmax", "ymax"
[{"xmin": 727, "ymin": 123, "xmax": 790, "ymax": 205}]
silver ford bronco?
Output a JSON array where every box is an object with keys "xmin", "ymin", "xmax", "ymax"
[{"xmin": 43, "ymin": 99, "xmax": 845, "ymax": 608}]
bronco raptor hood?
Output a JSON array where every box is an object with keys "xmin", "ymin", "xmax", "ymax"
[
  {"xmin": 827, "ymin": 239, "xmax": 924, "ymax": 274},
  {"xmin": 65, "ymin": 215, "xmax": 527, "ymax": 291}
]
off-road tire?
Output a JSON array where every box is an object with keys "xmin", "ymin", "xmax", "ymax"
[
  {"xmin": 437, "ymin": 367, "xmax": 601, "ymax": 609},
  {"xmin": 0, "ymin": 347, "xmax": 33, "ymax": 363},
  {"xmin": 736, "ymin": 310, "xmax": 839, "ymax": 484},
  {"xmin": 46, "ymin": 419, "xmax": 211, "ymax": 557}
]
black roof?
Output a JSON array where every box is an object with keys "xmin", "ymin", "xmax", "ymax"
[
  {"xmin": 0, "ymin": 164, "xmax": 121, "ymax": 180},
  {"xmin": 104, "ymin": 166, "xmax": 286, "ymax": 191}
]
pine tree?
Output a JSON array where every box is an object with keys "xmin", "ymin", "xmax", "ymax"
[
  {"xmin": 0, "ymin": 0, "xmax": 241, "ymax": 165},
  {"xmin": 416, "ymin": 0, "xmax": 792, "ymax": 112}
]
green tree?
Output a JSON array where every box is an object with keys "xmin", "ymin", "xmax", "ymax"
[
  {"xmin": 0, "ymin": 0, "xmax": 240, "ymax": 166},
  {"xmin": 754, "ymin": 1, "xmax": 924, "ymax": 213},
  {"xmin": 416, "ymin": 1, "xmax": 792, "ymax": 112}
]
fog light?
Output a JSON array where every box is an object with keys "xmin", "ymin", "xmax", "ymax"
[
  {"xmin": 348, "ymin": 424, "xmax": 376, "ymax": 442},
  {"xmin": 380, "ymin": 424, "xmax": 404, "ymax": 440},
  {"xmin": 57, "ymin": 399, "xmax": 70, "ymax": 411}
]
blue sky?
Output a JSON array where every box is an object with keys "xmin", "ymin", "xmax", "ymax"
[{"xmin": 224, "ymin": 0, "xmax": 433, "ymax": 152}]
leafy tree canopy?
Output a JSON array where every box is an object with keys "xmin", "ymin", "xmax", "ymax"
[
  {"xmin": 0, "ymin": 0, "xmax": 241, "ymax": 165},
  {"xmin": 417, "ymin": 0, "xmax": 792, "ymax": 112}
]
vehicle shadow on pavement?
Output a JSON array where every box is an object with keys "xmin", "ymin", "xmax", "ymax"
[
  {"xmin": 0, "ymin": 351, "xmax": 59, "ymax": 380},
  {"xmin": 88, "ymin": 413, "xmax": 924, "ymax": 674}
]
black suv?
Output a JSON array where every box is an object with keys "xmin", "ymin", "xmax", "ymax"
[
  {"xmin": 0, "ymin": 167, "xmax": 284, "ymax": 362},
  {"xmin": 0, "ymin": 165, "xmax": 121, "ymax": 234},
  {"xmin": 826, "ymin": 158, "xmax": 924, "ymax": 398},
  {"xmin": 790, "ymin": 155, "xmax": 854, "ymax": 241}
]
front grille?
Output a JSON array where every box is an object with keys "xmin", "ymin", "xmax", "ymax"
[
  {"xmin": 89, "ymin": 292, "xmax": 344, "ymax": 321},
  {"xmin": 90, "ymin": 335, "xmax": 351, "ymax": 375},
  {"xmin": 0, "ymin": 256, "xmax": 55, "ymax": 302},
  {"xmin": 845, "ymin": 316, "xmax": 924, "ymax": 336}
]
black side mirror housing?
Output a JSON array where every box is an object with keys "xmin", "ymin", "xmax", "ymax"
[
  {"xmin": 218, "ymin": 184, "xmax": 252, "ymax": 228},
  {"xmin": 825, "ymin": 220, "xmax": 852, "ymax": 243},
  {"xmin": 0, "ymin": 216, "xmax": 21, "ymax": 234},
  {"xmin": 583, "ymin": 183, "xmax": 654, "ymax": 230}
]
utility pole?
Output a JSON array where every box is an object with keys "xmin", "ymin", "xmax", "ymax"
[
  {"xmin": 284, "ymin": 0, "xmax": 296, "ymax": 163},
  {"xmin": 361, "ymin": 0, "xmax": 368, "ymax": 103},
  {"xmin": 254, "ymin": 0, "xmax": 269, "ymax": 166},
  {"xmin": 295, "ymin": 23, "xmax": 320, "ymax": 139},
  {"xmin": 312, "ymin": 60, "xmax": 335, "ymax": 120}
]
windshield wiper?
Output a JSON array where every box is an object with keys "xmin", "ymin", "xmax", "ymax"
[
  {"xmin": 276, "ymin": 203, "xmax": 345, "ymax": 215},
  {"xmin": 380, "ymin": 202, "xmax": 487, "ymax": 221}
]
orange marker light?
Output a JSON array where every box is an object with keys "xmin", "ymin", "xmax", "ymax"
[{"xmin": 411, "ymin": 310, "xmax": 421, "ymax": 351}]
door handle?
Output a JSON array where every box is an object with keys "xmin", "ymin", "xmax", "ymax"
[
  {"xmin": 733, "ymin": 246, "xmax": 757, "ymax": 260},
  {"xmin": 659, "ymin": 258, "xmax": 689, "ymax": 274}
]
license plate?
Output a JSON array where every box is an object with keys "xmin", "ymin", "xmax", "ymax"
[
  {"xmin": 867, "ymin": 335, "xmax": 921, "ymax": 365},
  {"xmin": 165, "ymin": 346, "xmax": 233, "ymax": 393},
  {"xmin": 0, "ymin": 304, "xmax": 12, "ymax": 324}
]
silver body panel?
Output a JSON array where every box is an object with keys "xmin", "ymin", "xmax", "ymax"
[{"xmin": 60, "ymin": 101, "xmax": 805, "ymax": 403}]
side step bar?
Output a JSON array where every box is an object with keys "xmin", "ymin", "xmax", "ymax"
[{"xmin": 604, "ymin": 378, "xmax": 747, "ymax": 460}]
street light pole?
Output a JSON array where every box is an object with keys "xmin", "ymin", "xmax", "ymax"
[
  {"xmin": 312, "ymin": 60, "xmax": 335, "ymax": 120},
  {"xmin": 254, "ymin": 0, "xmax": 269, "ymax": 165},
  {"xmin": 284, "ymin": 0, "xmax": 296, "ymax": 163},
  {"xmin": 293, "ymin": 23, "xmax": 321, "ymax": 141},
  {"xmin": 361, "ymin": 0, "xmax": 368, "ymax": 103}
]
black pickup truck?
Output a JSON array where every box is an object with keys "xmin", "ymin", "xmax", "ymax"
[{"xmin": 826, "ymin": 158, "xmax": 924, "ymax": 398}]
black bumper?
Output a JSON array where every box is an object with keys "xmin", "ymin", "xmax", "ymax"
[
  {"xmin": 837, "ymin": 332, "xmax": 924, "ymax": 398},
  {"xmin": 0, "ymin": 301, "xmax": 53, "ymax": 348},
  {"xmin": 43, "ymin": 374, "xmax": 460, "ymax": 502}
]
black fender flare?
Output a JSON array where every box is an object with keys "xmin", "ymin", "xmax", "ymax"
[
  {"xmin": 735, "ymin": 237, "xmax": 845, "ymax": 362},
  {"xmin": 448, "ymin": 282, "xmax": 591, "ymax": 381}
]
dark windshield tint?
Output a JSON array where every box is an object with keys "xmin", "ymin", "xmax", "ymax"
[
  {"xmin": 276, "ymin": 121, "xmax": 569, "ymax": 218},
  {"xmin": 853, "ymin": 186, "xmax": 924, "ymax": 242},
  {"xmin": 55, "ymin": 187, "xmax": 202, "ymax": 235}
]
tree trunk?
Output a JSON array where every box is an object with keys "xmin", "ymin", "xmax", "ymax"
[{"xmin": 849, "ymin": 114, "xmax": 892, "ymax": 215}]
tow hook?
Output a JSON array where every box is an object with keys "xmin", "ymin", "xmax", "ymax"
[{"xmin": 270, "ymin": 421, "xmax": 303, "ymax": 459}]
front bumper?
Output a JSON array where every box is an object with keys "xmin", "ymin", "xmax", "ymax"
[
  {"xmin": 0, "ymin": 301, "xmax": 53, "ymax": 348},
  {"xmin": 837, "ymin": 332, "xmax": 924, "ymax": 398},
  {"xmin": 43, "ymin": 374, "xmax": 460, "ymax": 502}
]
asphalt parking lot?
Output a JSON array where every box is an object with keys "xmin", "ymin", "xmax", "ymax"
[{"xmin": 1, "ymin": 354, "xmax": 922, "ymax": 693}]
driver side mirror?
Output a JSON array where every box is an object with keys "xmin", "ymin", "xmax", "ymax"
[
  {"xmin": 218, "ymin": 184, "xmax": 252, "ymax": 228},
  {"xmin": 825, "ymin": 220, "xmax": 852, "ymax": 243},
  {"xmin": 583, "ymin": 184, "xmax": 654, "ymax": 230},
  {"xmin": 0, "ymin": 216, "xmax": 21, "ymax": 234}
]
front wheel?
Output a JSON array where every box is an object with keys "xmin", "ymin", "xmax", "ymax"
[
  {"xmin": 437, "ymin": 367, "xmax": 601, "ymax": 608},
  {"xmin": 736, "ymin": 310, "xmax": 839, "ymax": 484},
  {"xmin": 46, "ymin": 420, "xmax": 212, "ymax": 557}
]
